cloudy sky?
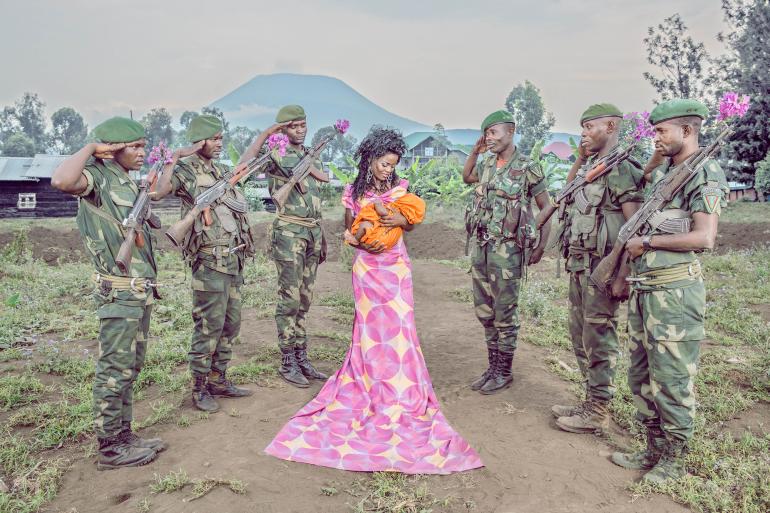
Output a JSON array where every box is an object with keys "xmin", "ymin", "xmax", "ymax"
[{"xmin": 0, "ymin": 0, "xmax": 726, "ymax": 132}]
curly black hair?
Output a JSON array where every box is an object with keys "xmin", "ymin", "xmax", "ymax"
[{"xmin": 351, "ymin": 126, "xmax": 406, "ymax": 201}]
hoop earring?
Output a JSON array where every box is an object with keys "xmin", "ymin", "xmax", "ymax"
[{"xmin": 365, "ymin": 168, "xmax": 373, "ymax": 185}]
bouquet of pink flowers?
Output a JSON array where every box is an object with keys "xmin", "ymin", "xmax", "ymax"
[
  {"xmin": 147, "ymin": 141, "xmax": 174, "ymax": 165},
  {"xmin": 268, "ymin": 133, "xmax": 290, "ymax": 157},
  {"xmin": 717, "ymin": 92, "xmax": 751, "ymax": 122},
  {"xmin": 624, "ymin": 111, "xmax": 655, "ymax": 141},
  {"xmin": 334, "ymin": 119, "xmax": 350, "ymax": 135}
]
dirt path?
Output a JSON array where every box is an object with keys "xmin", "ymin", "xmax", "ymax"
[{"xmin": 47, "ymin": 260, "xmax": 688, "ymax": 513}]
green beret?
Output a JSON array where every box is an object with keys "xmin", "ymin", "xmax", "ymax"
[
  {"xmin": 187, "ymin": 115, "xmax": 223, "ymax": 142},
  {"xmin": 275, "ymin": 105, "xmax": 306, "ymax": 123},
  {"xmin": 580, "ymin": 103, "xmax": 622, "ymax": 124},
  {"xmin": 93, "ymin": 117, "xmax": 145, "ymax": 143},
  {"xmin": 649, "ymin": 99, "xmax": 709, "ymax": 125},
  {"xmin": 481, "ymin": 110, "xmax": 515, "ymax": 132}
]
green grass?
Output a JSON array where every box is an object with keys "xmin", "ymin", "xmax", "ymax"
[
  {"xmin": 720, "ymin": 200, "xmax": 770, "ymax": 224},
  {"xmin": 345, "ymin": 473, "xmax": 453, "ymax": 513},
  {"xmin": 149, "ymin": 468, "xmax": 246, "ymax": 501},
  {"xmin": 0, "ymin": 374, "xmax": 45, "ymax": 411}
]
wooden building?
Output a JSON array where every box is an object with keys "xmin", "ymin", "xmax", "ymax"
[
  {"xmin": 401, "ymin": 132, "xmax": 471, "ymax": 168},
  {"xmin": 0, "ymin": 155, "xmax": 77, "ymax": 218}
]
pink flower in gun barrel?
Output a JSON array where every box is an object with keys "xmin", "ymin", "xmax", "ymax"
[
  {"xmin": 268, "ymin": 133, "xmax": 290, "ymax": 157},
  {"xmin": 624, "ymin": 111, "xmax": 655, "ymax": 141},
  {"xmin": 334, "ymin": 119, "xmax": 350, "ymax": 135},
  {"xmin": 717, "ymin": 92, "xmax": 751, "ymax": 122},
  {"xmin": 147, "ymin": 140, "xmax": 174, "ymax": 165}
]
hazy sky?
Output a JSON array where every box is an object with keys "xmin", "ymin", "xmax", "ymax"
[{"xmin": 0, "ymin": 0, "xmax": 726, "ymax": 132}]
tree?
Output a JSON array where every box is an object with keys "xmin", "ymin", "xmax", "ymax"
[
  {"xmin": 13, "ymin": 93, "xmax": 49, "ymax": 153},
  {"xmin": 432, "ymin": 123, "xmax": 450, "ymax": 148},
  {"xmin": 505, "ymin": 80, "xmax": 556, "ymax": 154},
  {"xmin": 714, "ymin": 0, "xmax": 770, "ymax": 181},
  {"xmin": 310, "ymin": 127, "xmax": 357, "ymax": 165},
  {"xmin": 755, "ymin": 150, "xmax": 770, "ymax": 199},
  {"xmin": 643, "ymin": 14, "xmax": 709, "ymax": 102},
  {"xmin": 179, "ymin": 110, "xmax": 199, "ymax": 130},
  {"xmin": 0, "ymin": 106, "xmax": 20, "ymax": 143},
  {"xmin": 2, "ymin": 132, "xmax": 36, "ymax": 157},
  {"xmin": 50, "ymin": 107, "xmax": 87, "ymax": 154},
  {"xmin": 141, "ymin": 108, "xmax": 175, "ymax": 150},
  {"xmin": 229, "ymin": 126, "xmax": 259, "ymax": 155}
]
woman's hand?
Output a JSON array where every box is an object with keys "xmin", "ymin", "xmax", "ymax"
[
  {"xmin": 358, "ymin": 240, "xmax": 386, "ymax": 254},
  {"xmin": 379, "ymin": 210, "xmax": 409, "ymax": 228}
]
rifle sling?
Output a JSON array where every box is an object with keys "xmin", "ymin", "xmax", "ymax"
[{"xmin": 80, "ymin": 198, "xmax": 126, "ymax": 236}]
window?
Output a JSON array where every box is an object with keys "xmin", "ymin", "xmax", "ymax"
[
  {"xmin": 424, "ymin": 147, "xmax": 434, "ymax": 157},
  {"xmin": 17, "ymin": 193, "xmax": 36, "ymax": 209}
]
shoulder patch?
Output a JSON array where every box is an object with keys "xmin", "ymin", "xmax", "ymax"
[{"xmin": 701, "ymin": 185, "xmax": 724, "ymax": 214}]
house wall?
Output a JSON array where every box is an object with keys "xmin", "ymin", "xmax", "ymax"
[{"xmin": 0, "ymin": 180, "xmax": 78, "ymax": 218}]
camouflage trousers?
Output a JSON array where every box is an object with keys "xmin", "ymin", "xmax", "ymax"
[
  {"xmin": 568, "ymin": 269, "xmax": 621, "ymax": 401},
  {"xmin": 189, "ymin": 263, "xmax": 243, "ymax": 377},
  {"xmin": 627, "ymin": 279, "xmax": 705, "ymax": 442},
  {"xmin": 271, "ymin": 231, "xmax": 321, "ymax": 351},
  {"xmin": 470, "ymin": 240, "xmax": 522, "ymax": 354},
  {"xmin": 93, "ymin": 289, "xmax": 152, "ymax": 439}
]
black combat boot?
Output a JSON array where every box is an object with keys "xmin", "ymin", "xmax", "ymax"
[
  {"xmin": 479, "ymin": 351, "xmax": 514, "ymax": 395},
  {"xmin": 207, "ymin": 369, "xmax": 253, "ymax": 397},
  {"xmin": 470, "ymin": 347, "xmax": 498, "ymax": 391},
  {"xmin": 192, "ymin": 374, "xmax": 220, "ymax": 412},
  {"xmin": 119, "ymin": 421, "xmax": 166, "ymax": 453},
  {"xmin": 279, "ymin": 347, "xmax": 310, "ymax": 388},
  {"xmin": 96, "ymin": 435, "xmax": 156, "ymax": 471},
  {"xmin": 612, "ymin": 426, "xmax": 666, "ymax": 470},
  {"xmin": 294, "ymin": 345, "xmax": 328, "ymax": 380}
]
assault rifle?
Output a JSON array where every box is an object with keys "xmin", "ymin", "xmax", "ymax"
[
  {"xmin": 535, "ymin": 141, "xmax": 638, "ymax": 229},
  {"xmin": 115, "ymin": 162, "xmax": 164, "ymax": 273},
  {"xmin": 271, "ymin": 127, "xmax": 342, "ymax": 211},
  {"xmin": 165, "ymin": 152, "xmax": 272, "ymax": 247},
  {"xmin": 589, "ymin": 126, "xmax": 733, "ymax": 293}
]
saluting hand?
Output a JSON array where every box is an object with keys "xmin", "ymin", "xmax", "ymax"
[
  {"xmin": 92, "ymin": 142, "xmax": 126, "ymax": 159},
  {"xmin": 266, "ymin": 121, "xmax": 292, "ymax": 135},
  {"xmin": 173, "ymin": 141, "xmax": 205, "ymax": 160},
  {"xmin": 472, "ymin": 135, "xmax": 487, "ymax": 155}
]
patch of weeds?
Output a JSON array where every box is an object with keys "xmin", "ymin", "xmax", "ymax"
[
  {"xmin": 434, "ymin": 257, "xmax": 471, "ymax": 271},
  {"xmin": 321, "ymin": 486, "xmax": 339, "ymax": 496},
  {"xmin": 0, "ymin": 347, "xmax": 25, "ymax": 362},
  {"xmin": 136, "ymin": 497, "xmax": 151, "ymax": 512},
  {"xmin": 447, "ymin": 287, "xmax": 473, "ymax": 304},
  {"xmin": 228, "ymin": 358, "xmax": 276, "ymax": 384},
  {"xmin": 0, "ymin": 373, "xmax": 45, "ymax": 411},
  {"xmin": 150, "ymin": 469, "xmax": 246, "ymax": 502},
  {"xmin": 320, "ymin": 292, "xmax": 355, "ymax": 324},
  {"xmin": 137, "ymin": 400, "xmax": 178, "ymax": 429},
  {"xmin": 310, "ymin": 344, "xmax": 348, "ymax": 365},
  {"xmin": 347, "ymin": 472, "xmax": 453, "ymax": 513},
  {"xmin": 176, "ymin": 415, "xmax": 191, "ymax": 428},
  {"xmin": 8, "ymin": 388, "xmax": 92, "ymax": 449},
  {"xmin": 150, "ymin": 469, "xmax": 190, "ymax": 494},
  {"xmin": 312, "ymin": 330, "xmax": 350, "ymax": 345}
]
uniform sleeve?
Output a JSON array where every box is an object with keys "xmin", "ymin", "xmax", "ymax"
[
  {"xmin": 170, "ymin": 162, "xmax": 196, "ymax": 203},
  {"xmin": 341, "ymin": 184, "xmax": 355, "ymax": 210},
  {"xmin": 609, "ymin": 160, "xmax": 645, "ymax": 204},
  {"xmin": 76, "ymin": 167, "xmax": 96, "ymax": 198},
  {"xmin": 687, "ymin": 159, "xmax": 729, "ymax": 216},
  {"xmin": 526, "ymin": 161, "xmax": 547, "ymax": 197}
]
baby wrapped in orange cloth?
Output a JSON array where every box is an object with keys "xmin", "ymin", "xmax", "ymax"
[{"xmin": 344, "ymin": 193, "xmax": 426, "ymax": 249}]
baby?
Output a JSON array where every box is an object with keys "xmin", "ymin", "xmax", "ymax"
[{"xmin": 344, "ymin": 194, "xmax": 426, "ymax": 249}]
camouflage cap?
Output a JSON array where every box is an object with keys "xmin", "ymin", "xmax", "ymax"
[
  {"xmin": 92, "ymin": 117, "xmax": 145, "ymax": 143},
  {"xmin": 187, "ymin": 115, "xmax": 223, "ymax": 142},
  {"xmin": 276, "ymin": 105, "xmax": 306, "ymax": 123},
  {"xmin": 481, "ymin": 110, "xmax": 515, "ymax": 132},
  {"xmin": 580, "ymin": 103, "xmax": 622, "ymax": 124},
  {"xmin": 649, "ymin": 99, "xmax": 709, "ymax": 125}
]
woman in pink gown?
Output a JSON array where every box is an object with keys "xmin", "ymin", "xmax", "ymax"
[{"xmin": 265, "ymin": 127, "xmax": 483, "ymax": 474}]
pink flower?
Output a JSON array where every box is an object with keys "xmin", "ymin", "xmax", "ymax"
[
  {"xmin": 147, "ymin": 140, "xmax": 174, "ymax": 165},
  {"xmin": 334, "ymin": 119, "xmax": 350, "ymax": 135},
  {"xmin": 624, "ymin": 111, "xmax": 655, "ymax": 141},
  {"xmin": 717, "ymin": 92, "xmax": 751, "ymax": 122},
  {"xmin": 268, "ymin": 133, "xmax": 289, "ymax": 157}
]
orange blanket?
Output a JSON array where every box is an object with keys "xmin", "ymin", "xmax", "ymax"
[{"xmin": 350, "ymin": 193, "xmax": 426, "ymax": 249}]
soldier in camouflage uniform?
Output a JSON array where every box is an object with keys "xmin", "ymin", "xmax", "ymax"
[
  {"xmin": 611, "ymin": 99, "xmax": 729, "ymax": 484},
  {"xmin": 52, "ymin": 117, "xmax": 164, "ymax": 470},
  {"xmin": 552, "ymin": 104, "xmax": 645, "ymax": 434},
  {"xmin": 462, "ymin": 110, "xmax": 553, "ymax": 395},
  {"xmin": 154, "ymin": 115, "xmax": 256, "ymax": 412},
  {"xmin": 240, "ymin": 105, "xmax": 328, "ymax": 388}
]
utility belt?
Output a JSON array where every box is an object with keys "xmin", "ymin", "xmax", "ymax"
[
  {"xmin": 476, "ymin": 226, "xmax": 516, "ymax": 247},
  {"xmin": 196, "ymin": 236, "xmax": 245, "ymax": 268},
  {"xmin": 92, "ymin": 272, "xmax": 157, "ymax": 293},
  {"xmin": 276, "ymin": 213, "xmax": 321, "ymax": 228},
  {"xmin": 627, "ymin": 260, "xmax": 702, "ymax": 287}
]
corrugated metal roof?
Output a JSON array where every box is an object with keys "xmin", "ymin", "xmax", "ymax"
[
  {"xmin": 404, "ymin": 132, "xmax": 434, "ymax": 150},
  {"xmin": 26, "ymin": 154, "xmax": 67, "ymax": 178},
  {"xmin": 0, "ymin": 157, "xmax": 36, "ymax": 181}
]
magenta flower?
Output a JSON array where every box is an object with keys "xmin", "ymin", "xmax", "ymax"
[
  {"xmin": 334, "ymin": 119, "xmax": 350, "ymax": 135},
  {"xmin": 624, "ymin": 111, "xmax": 655, "ymax": 141},
  {"xmin": 147, "ymin": 140, "xmax": 174, "ymax": 165},
  {"xmin": 717, "ymin": 92, "xmax": 751, "ymax": 122},
  {"xmin": 268, "ymin": 133, "xmax": 290, "ymax": 157}
]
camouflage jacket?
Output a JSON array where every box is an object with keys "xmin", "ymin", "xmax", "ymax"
[
  {"xmin": 171, "ymin": 154, "xmax": 256, "ymax": 275},
  {"xmin": 76, "ymin": 159, "xmax": 157, "ymax": 280}
]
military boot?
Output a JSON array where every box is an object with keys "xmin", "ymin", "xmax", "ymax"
[
  {"xmin": 279, "ymin": 348, "xmax": 310, "ymax": 388},
  {"xmin": 611, "ymin": 426, "xmax": 666, "ymax": 470},
  {"xmin": 555, "ymin": 398, "xmax": 609, "ymax": 434},
  {"xmin": 207, "ymin": 369, "xmax": 253, "ymax": 397},
  {"xmin": 642, "ymin": 438, "xmax": 688, "ymax": 484},
  {"xmin": 551, "ymin": 400, "xmax": 587, "ymax": 419},
  {"xmin": 479, "ymin": 351, "xmax": 514, "ymax": 395},
  {"xmin": 192, "ymin": 374, "xmax": 220, "ymax": 413},
  {"xmin": 295, "ymin": 345, "xmax": 328, "ymax": 380},
  {"xmin": 470, "ymin": 347, "xmax": 498, "ymax": 391},
  {"xmin": 96, "ymin": 435, "xmax": 156, "ymax": 471},
  {"xmin": 119, "ymin": 422, "xmax": 166, "ymax": 453}
]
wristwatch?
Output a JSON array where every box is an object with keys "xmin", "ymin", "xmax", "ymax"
[{"xmin": 642, "ymin": 235, "xmax": 653, "ymax": 250}]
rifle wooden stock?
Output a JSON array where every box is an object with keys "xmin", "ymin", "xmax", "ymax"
[
  {"xmin": 165, "ymin": 205, "xmax": 200, "ymax": 247},
  {"xmin": 590, "ymin": 240, "xmax": 625, "ymax": 291},
  {"xmin": 271, "ymin": 182, "xmax": 294, "ymax": 210},
  {"xmin": 585, "ymin": 162, "xmax": 607, "ymax": 182},
  {"xmin": 535, "ymin": 200, "xmax": 558, "ymax": 229},
  {"xmin": 116, "ymin": 227, "xmax": 137, "ymax": 274}
]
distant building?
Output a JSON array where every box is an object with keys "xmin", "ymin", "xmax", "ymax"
[
  {"xmin": 541, "ymin": 141, "xmax": 575, "ymax": 162},
  {"xmin": 401, "ymin": 132, "xmax": 471, "ymax": 168},
  {"xmin": 728, "ymin": 181, "xmax": 758, "ymax": 202},
  {"xmin": 0, "ymin": 154, "xmax": 78, "ymax": 218}
]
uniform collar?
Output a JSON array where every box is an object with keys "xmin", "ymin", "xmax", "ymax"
[{"xmin": 102, "ymin": 159, "xmax": 134, "ymax": 187}]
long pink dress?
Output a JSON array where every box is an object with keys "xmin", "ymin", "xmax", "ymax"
[{"xmin": 264, "ymin": 180, "xmax": 483, "ymax": 474}]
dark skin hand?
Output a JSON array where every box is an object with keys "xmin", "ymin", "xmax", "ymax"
[
  {"xmin": 51, "ymin": 141, "xmax": 145, "ymax": 195},
  {"xmin": 462, "ymin": 123, "xmax": 515, "ymax": 184}
]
